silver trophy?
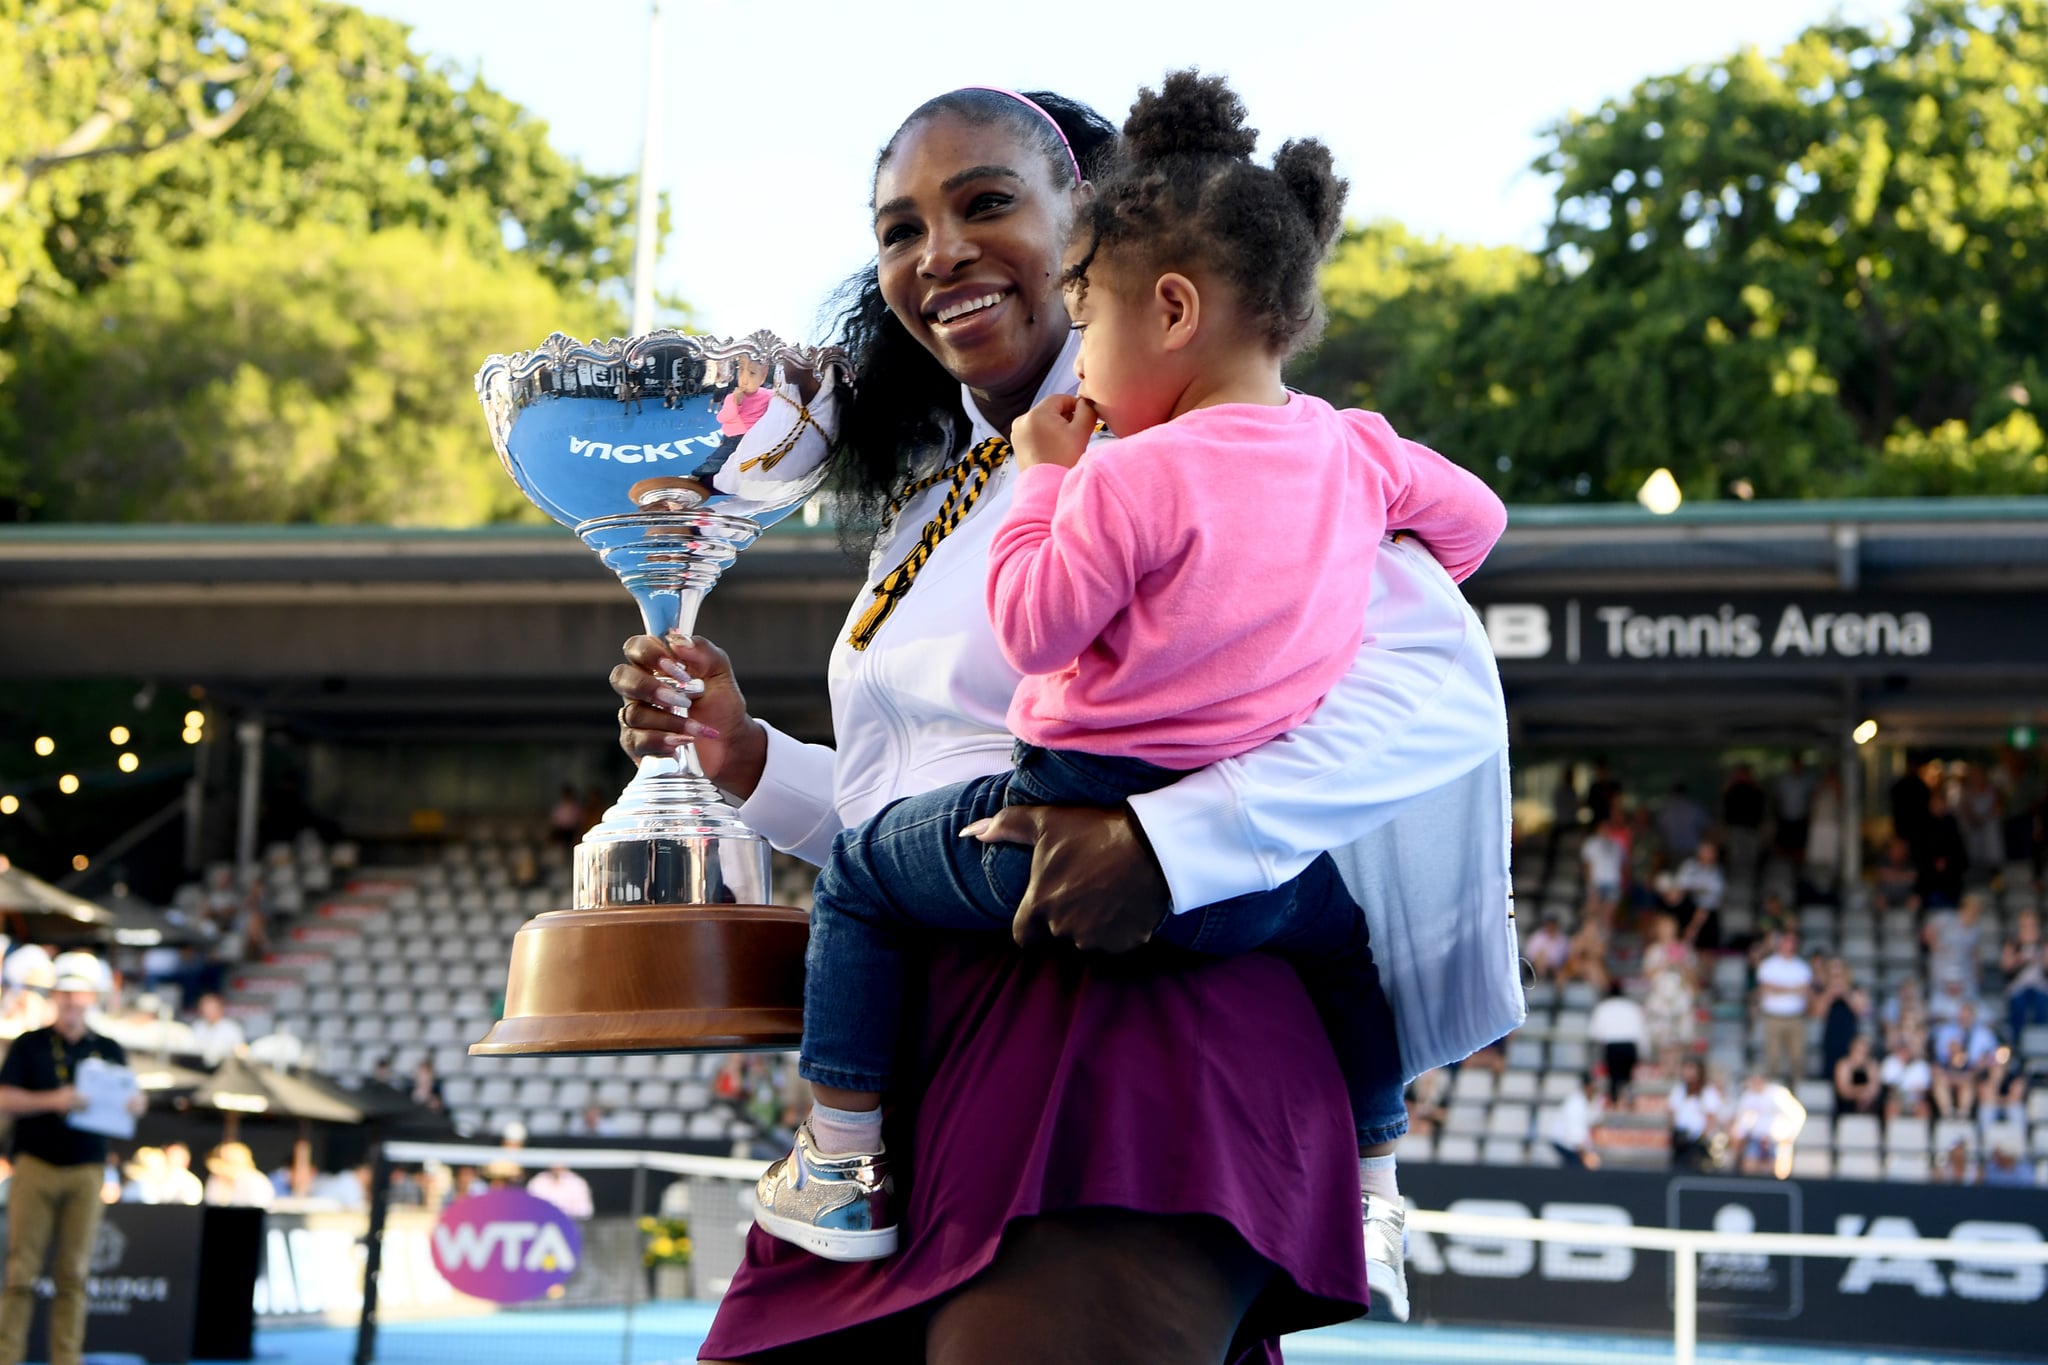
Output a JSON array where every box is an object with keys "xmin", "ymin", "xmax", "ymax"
[{"xmin": 469, "ymin": 329, "xmax": 848, "ymax": 1054}]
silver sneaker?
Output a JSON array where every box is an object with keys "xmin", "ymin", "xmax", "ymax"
[
  {"xmin": 1363, "ymin": 1194, "xmax": 1410, "ymax": 1322},
  {"xmin": 753, "ymin": 1120, "xmax": 897, "ymax": 1261}
]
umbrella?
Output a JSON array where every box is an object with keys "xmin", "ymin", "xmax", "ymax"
[
  {"xmin": 94, "ymin": 889, "xmax": 201, "ymax": 949},
  {"xmin": 193, "ymin": 1055, "xmax": 364, "ymax": 1126},
  {"xmin": 133, "ymin": 1059, "xmax": 212, "ymax": 1094},
  {"xmin": 0, "ymin": 861, "xmax": 112, "ymax": 929}
]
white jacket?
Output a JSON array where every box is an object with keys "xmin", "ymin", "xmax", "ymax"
[{"xmin": 736, "ymin": 334, "xmax": 1521, "ymax": 1079}]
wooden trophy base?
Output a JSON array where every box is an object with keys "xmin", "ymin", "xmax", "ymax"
[{"xmin": 469, "ymin": 903, "xmax": 808, "ymax": 1055}]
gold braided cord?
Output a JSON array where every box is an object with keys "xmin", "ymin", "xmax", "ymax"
[
  {"xmin": 739, "ymin": 392, "xmax": 818, "ymax": 474},
  {"xmin": 846, "ymin": 435, "xmax": 1012, "ymax": 651}
]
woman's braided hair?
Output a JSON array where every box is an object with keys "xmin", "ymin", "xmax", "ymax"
[
  {"xmin": 1067, "ymin": 69, "xmax": 1347, "ymax": 357},
  {"xmin": 823, "ymin": 90, "xmax": 1117, "ymax": 546}
]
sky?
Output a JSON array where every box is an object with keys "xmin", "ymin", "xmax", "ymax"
[{"xmin": 358, "ymin": 0, "xmax": 1902, "ymax": 342}]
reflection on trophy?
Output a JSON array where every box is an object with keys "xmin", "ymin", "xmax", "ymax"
[{"xmin": 469, "ymin": 329, "xmax": 848, "ymax": 1055}]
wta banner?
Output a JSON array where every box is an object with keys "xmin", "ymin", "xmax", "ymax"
[{"xmin": 1399, "ymin": 1165, "xmax": 2046, "ymax": 1356}]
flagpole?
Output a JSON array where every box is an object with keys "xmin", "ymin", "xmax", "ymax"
[{"xmin": 630, "ymin": 0, "xmax": 662, "ymax": 336}]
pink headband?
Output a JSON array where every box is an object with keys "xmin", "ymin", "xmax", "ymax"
[{"xmin": 959, "ymin": 87, "xmax": 1084, "ymax": 186}]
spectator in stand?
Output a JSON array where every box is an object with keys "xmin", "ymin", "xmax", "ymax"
[
  {"xmin": 1403, "ymin": 1069, "xmax": 1449, "ymax": 1137},
  {"xmin": 1804, "ymin": 769, "xmax": 1844, "ymax": 897},
  {"xmin": 1524, "ymin": 917, "xmax": 1569, "ymax": 983},
  {"xmin": 1588, "ymin": 980, "xmax": 1648, "ymax": 1106},
  {"xmin": 1754, "ymin": 931, "xmax": 1814, "ymax": 1081},
  {"xmin": 1673, "ymin": 842, "xmax": 1725, "ymax": 948},
  {"xmin": 1586, "ymin": 759, "xmax": 1622, "ymax": 829},
  {"xmin": 569, "ymin": 1105, "xmax": 622, "ymax": 1138},
  {"xmin": 1881, "ymin": 1031, "xmax": 1934, "ymax": 1122},
  {"xmin": 203, "ymin": 1142, "xmax": 274, "ymax": 1208},
  {"xmin": 1926, "ymin": 973, "xmax": 1977, "ymax": 1026},
  {"xmin": 1640, "ymin": 915, "xmax": 1696, "ymax": 1072},
  {"xmin": 409, "ymin": 1059, "xmax": 445, "ymax": 1113},
  {"xmin": 1933, "ymin": 1139, "xmax": 1976, "ymax": 1186},
  {"xmin": 1977, "ymin": 1045, "xmax": 2028, "ymax": 1127},
  {"xmin": 1928, "ymin": 1029, "xmax": 1986, "ymax": 1121},
  {"xmin": 1668, "ymin": 1058, "xmax": 1725, "ymax": 1171},
  {"xmin": 1656, "ymin": 783, "xmax": 1712, "ymax": 868},
  {"xmin": 1773, "ymin": 755, "xmax": 1815, "ymax": 862},
  {"xmin": 1981, "ymin": 1129, "xmax": 2035, "ymax": 1188},
  {"xmin": 1624, "ymin": 805, "xmax": 1660, "ymax": 911},
  {"xmin": 162, "ymin": 1144, "xmax": 203, "ymax": 1205},
  {"xmin": 1924, "ymin": 893, "xmax": 1987, "ymax": 991},
  {"xmin": 1999, "ymin": 908, "xmax": 2048, "ymax": 1040},
  {"xmin": 187, "ymin": 993, "xmax": 244, "ymax": 1067},
  {"xmin": 1813, "ymin": 958, "xmax": 1870, "ymax": 1082},
  {"xmin": 1560, "ymin": 919, "xmax": 1611, "ymax": 993},
  {"xmin": 121, "ymin": 1148, "xmax": 171, "ymax": 1203},
  {"xmin": 1544, "ymin": 1072, "xmax": 1603, "ymax": 1169},
  {"xmin": 1729, "ymin": 1072, "xmax": 1806, "ymax": 1180},
  {"xmin": 527, "ymin": 1163, "xmax": 594, "ymax": 1219},
  {"xmin": 1916, "ymin": 790, "xmax": 1969, "ymax": 908},
  {"xmin": 1881, "ymin": 977, "xmax": 1926, "ymax": 1038},
  {"xmin": 366, "ymin": 1056, "xmax": 400, "ymax": 1094},
  {"xmin": 1957, "ymin": 765, "xmax": 2005, "ymax": 872},
  {"xmin": 1871, "ymin": 837, "xmax": 1921, "ymax": 912},
  {"xmin": 1932, "ymin": 1002, "xmax": 1999, "ymax": 1070},
  {"xmin": 549, "ymin": 785, "xmax": 584, "ymax": 847},
  {"xmin": 1833, "ymin": 1035, "xmax": 1882, "ymax": 1116},
  {"xmin": 1580, "ymin": 813, "xmax": 1628, "ymax": 927},
  {"xmin": 1891, "ymin": 759, "xmax": 1934, "ymax": 859},
  {"xmin": 1722, "ymin": 764, "xmax": 1768, "ymax": 882},
  {"xmin": 308, "ymin": 1164, "xmax": 368, "ymax": 1211}
]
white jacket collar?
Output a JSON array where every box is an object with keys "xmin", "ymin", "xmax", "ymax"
[{"xmin": 959, "ymin": 331, "xmax": 1083, "ymax": 445}]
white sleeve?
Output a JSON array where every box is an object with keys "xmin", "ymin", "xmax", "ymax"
[
  {"xmin": 1126, "ymin": 535, "xmax": 1507, "ymax": 912},
  {"xmin": 731, "ymin": 722, "xmax": 842, "ymax": 868}
]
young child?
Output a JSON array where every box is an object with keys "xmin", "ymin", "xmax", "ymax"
[
  {"xmin": 753, "ymin": 72, "xmax": 1507, "ymax": 1319},
  {"xmin": 711, "ymin": 354, "xmax": 774, "ymax": 468}
]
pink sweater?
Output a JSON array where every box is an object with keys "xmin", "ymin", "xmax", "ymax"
[
  {"xmin": 719, "ymin": 387, "xmax": 772, "ymax": 436},
  {"xmin": 987, "ymin": 394, "xmax": 1505, "ymax": 768}
]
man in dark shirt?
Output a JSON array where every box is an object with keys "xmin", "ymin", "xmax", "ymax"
[{"xmin": 0, "ymin": 952, "xmax": 140, "ymax": 1365}]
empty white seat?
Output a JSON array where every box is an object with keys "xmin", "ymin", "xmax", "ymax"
[
  {"xmin": 1497, "ymin": 1072, "xmax": 1539, "ymax": 1102},
  {"xmin": 1884, "ymin": 1151, "xmax": 1930, "ymax": 1183},
  {"xmin": 1885, "ymin": 1115, "xmax": 1931, "ymax": 1155},
  {"xmin": 1450, "ymin": 1069, "xmax": 1496, "ymax": 1103},
  {"xmin": 1549, "ymin": 1041, "xmax": 1589, "ymax": 1071},
  {"xmin": 633, "ymin": 1079, "xmax": 673, "ymax": 1110},
  {"xmin": 1443, "ymin": 1103, "xmax": 1488, "ymax": 1136},
  {"xmin": 1834, "ymin": 1114, "xmax": 1882, "ymax": 1152},
  {"xmin": 1539, "ymin": 1072, "xmax": 1580, "ymax": 1101},
  {"xmin": 1480, "ymin": 1138, "xmax": 1526, "ymax": 1166},
  {"xmin": 675, "ymin": 1081, "xmax": 711, "ymax": 1110},
  {"xmin": 555, "ymin": 1080, "xmax": 593, "ymax": 1111},
  {"xmin": 621, "ymin": 1054, "xmax": 659, "ymax": 1079},
  {"xmin": 343, "ymin": 987, "xmax": 379, "ymax": 1013},
  {"xmin": 1550, "ymin": 1010, "xmax": 1590, "ymax": 1042},
  {"xmin": 1506, "ymin": 1038, "xmax": 1546, "ymax": 1071},
  {"xmin": 486, "ymin": 1107, "xmax": 525, "ymax": 1134},
  {"xmin": 647, "ymin": 1112, "xmax": 687, "ymax": 1139},
  {"xmin": 686, "ymin": 1113, "xmax": 727, "ymax": 1139},
  {"xmin": 1789, "ymin": 1147, "xmax": 1833, "ymax": 1179},
  {"xmin": 596, "ymin": 1079, "xmax": 635, "ymax": 1108},
  {"xmin": 514, "ymin": 1078, "xmax": 555, "ymax": 1108},
  {"xmin": 442, "ymin": 1078, "xmax": 478, "ymax": 1108},
  {"xmin": 1394, "ymin": 1133, "xmax": 1434, "ymax": 1163},
  {"xmin": 1835, "ymin": 1150, "xmax": 1882, "ymax": 1181},
  {"xmin": 1487, "ymin": 1102, "xmax": 1533, "ymax": 1139},
  {"xmin": 609, "ymin": 1111, "xmax": 648, "ymax": 1138},
  {"xmin": 477, "ymin": 1078, "xmax": 517, "ymax": 1107},
  {"xmin": 1933, "ymin": 1118, "xmax": 1979, "ymax": 1156},
  {"xmin": 526, "ymin": 1109, "xmax": 569, "ymax": 1136},
  {"xmin": 1436, "ymin": 1135, "xmax": 1480, "ymax": 1164},
  {"xmin": 1794, "ymin": 1080, "xmax": 1835, "ymax": 1117}
]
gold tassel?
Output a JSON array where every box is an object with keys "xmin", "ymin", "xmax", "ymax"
[{"xmin": 846, "ymin": 436, "xmax": 1010, "ymax": 651}]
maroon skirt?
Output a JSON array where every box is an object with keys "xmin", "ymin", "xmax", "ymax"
[{"xmin": 698, "ymin": 939, "xmax": 1369, "ymax": 1362}]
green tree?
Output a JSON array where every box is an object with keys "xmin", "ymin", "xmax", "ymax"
[
  {"xmin": 12, "ymin": 224, "xmax": 613, "ymax": 523},
  {"xmin": 0, "ymin": 0, "xmax": 650, "ymax": 521},
  {"xmin": 1300, "ymin": 0, "xmax": 2048, "ymax": 501}
]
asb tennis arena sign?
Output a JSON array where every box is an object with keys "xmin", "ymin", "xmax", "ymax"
[
  {"xmin": 1475, "ymin": 592, "xmax": 2048, "ymax": 673},
  {"xmin": 1399, "ymin": 1166, "xmax": 2046, "ymax": 1356}
]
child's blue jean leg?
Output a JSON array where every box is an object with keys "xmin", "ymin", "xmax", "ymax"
[
  {"xmin": 797, "ymin": 772, "xmax": 1025, "ymax": 1094},
  {"xmin": 1156, "ymin": 853, "xmax": 1407, "ymax": 1148}
]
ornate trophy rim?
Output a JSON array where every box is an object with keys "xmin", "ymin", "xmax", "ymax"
[{"xmin": 473, "ymin": 327, "xmax": 853, "ymax": 401}]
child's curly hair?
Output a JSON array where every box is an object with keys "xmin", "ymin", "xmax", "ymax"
[{"xmin": 1068, "ymin": 69, "xmax": 1347, "ymax": 357}]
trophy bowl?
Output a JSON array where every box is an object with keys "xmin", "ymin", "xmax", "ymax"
[{"xmin": 468, "ymin": 329, "xmax": 847, "ymax": 1054}]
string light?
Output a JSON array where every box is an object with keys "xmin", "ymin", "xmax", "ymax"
[
  {"xmin": 70, "ymin": 855, "xmax": 88, "ymax": 872},
  {"xmin": 33, "ymin": 737, "xmax": 54, "ymax": 757},
  {"xmin": 57, "ymin": 774, "xmax": 79, "ymax": 794},
  {"xmin": 117, "ymin": 753, "xmax": 140, "ymax": 773},
  {"xmin": 1852, "ymin": 719, "xmax": 1879, "ymax": 746},
  {"xmin": 182, "ymin": 727, "xmax": 203, "ymax": 745},
  {"xmin": 109, "ymin": 726, "xmax": 131, "ymax": 745},
  {"xmin": 0, "ymin": 796, "xmax": 16, "ymax": 815},
  {"xmin": 183, "ymin": 710, "xmax": 206, "ymax": 729}
]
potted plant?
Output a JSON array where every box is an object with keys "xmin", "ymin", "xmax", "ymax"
[{"xmin": 640, "ymin": 1214, "xmax": 693, "ymax": 1299}]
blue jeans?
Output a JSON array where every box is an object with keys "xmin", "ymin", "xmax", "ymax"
[{"xmin": 799, "ymin": 743, "xmax": 1409, "ymax": 1146}]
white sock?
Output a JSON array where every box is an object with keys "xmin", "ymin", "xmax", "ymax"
[
  {"xmin": 808, "ymin": 1101, "xmax": 884, "ymax": 1156},
  {"xmin": 1359, "ymin": 1153, "xmax": 1399, "ymax": 1203}
]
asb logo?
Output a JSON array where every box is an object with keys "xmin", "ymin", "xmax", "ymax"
[{"xmin": 431, "ymin": 1189, "xmax": 582, "ymax": 1303}]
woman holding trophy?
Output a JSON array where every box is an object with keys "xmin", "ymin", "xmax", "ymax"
[{"xmin": 610, "ymin": 85, "xmax": 1517, "ymax": 1363}]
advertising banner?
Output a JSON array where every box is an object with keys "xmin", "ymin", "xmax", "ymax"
[{"xmin": 1399, "ymin": 1165, "xmax": 2046, "ymax": 1357}]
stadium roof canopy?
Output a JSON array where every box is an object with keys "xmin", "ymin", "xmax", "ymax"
[{"xmin": 3, "ymin": 497, "xmax": 2046, "ymax": 750}]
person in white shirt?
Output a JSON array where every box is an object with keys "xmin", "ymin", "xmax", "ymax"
[
  {"xmin": 186, "ymin": 993, "xmax": 245, "ymax": 1067},
  {"xmin": 526, "ymin": 1165, "xmax": 594, "ymax": 1220},
  {"xmin": 203, "ymin": 1142, "xmax": 274, "ymax": 1208},
  {"xmin": 1753, "ymin": 932, "xmax": 1814, "ymax": 1081},
  {"xmin": 1523, "ymin": 918, "xmax": 1569, "ymax": 982},
  {"xmin": 1667, "ymin": 1059, "xmax": 1726, "ymax": 1170},
  {"xmin": 1579, "ymin": 816, "xmax": 1627, "ymax": 926},
  {"xmin": 1544, "ymin": 1073, "xmax": 1603, "ymax": 1169},
  {"xmin": 1881, "ymin": 1034, "xmax": 1934, "ymax": 1121},
  {"xmin": 1587, "ymin": 981, "xmax": 1649, "ymax": 1106},
  {"xmin": 1729, "ymin": 1073, "xmax": 1806, "ymax": 1179}
]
